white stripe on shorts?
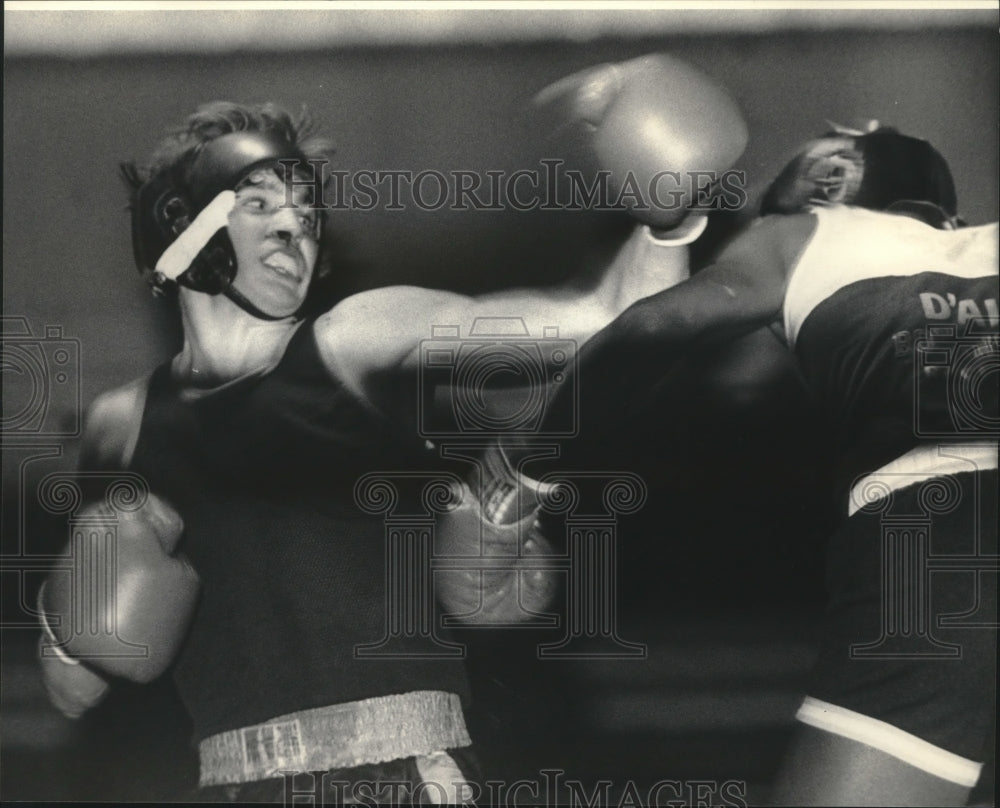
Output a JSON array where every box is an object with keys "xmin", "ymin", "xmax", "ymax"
[
  {"xmin": 796, "ymin": 696, "xmax": 982, "ymax": 787},
  {"xmin": 847, "ymin": 442, "xmax": 998, "ymax": 517}
]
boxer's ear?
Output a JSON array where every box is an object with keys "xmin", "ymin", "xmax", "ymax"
[{"xmin": 160, "ymin": 193, "xmax": 192, "ymax": 237}]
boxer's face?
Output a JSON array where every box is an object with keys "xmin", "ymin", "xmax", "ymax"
[{"xmin": 227, "ymin": 169, "xmax": 320, "ymax": 318}]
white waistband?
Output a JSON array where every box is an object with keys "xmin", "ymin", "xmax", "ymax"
[
  {"xmin": 199, "ymin": 690, "xmax": 471, "ymax": 787},
  {"xmin": 848, "ymin": 442, "xmax": 998, "ymax": 517}
]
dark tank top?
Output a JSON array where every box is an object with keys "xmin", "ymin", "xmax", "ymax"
[
  {"xmin": 129, "ymin": 321, "xmax": 471, "ymax": 742},
  {"xmin": 782, "ymin": 207, "xmax": 998, "ymax": 493}
]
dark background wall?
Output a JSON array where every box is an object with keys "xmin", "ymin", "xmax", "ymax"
[
  {"xmin": 3, "ymin": 17, "xmax": 997, "ymax": 803},
  {"xmin": 4, "ymin": 28, "xmax": 998, "ymax": 407}
]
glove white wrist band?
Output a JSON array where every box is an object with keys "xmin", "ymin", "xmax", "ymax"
[
  {"xmin": 643, "ymin": 213, "xmax": 708, "ymax": 246},
  {"xmin": 37, "ymin": 582, "xmax": 79, "ymax": 666}
]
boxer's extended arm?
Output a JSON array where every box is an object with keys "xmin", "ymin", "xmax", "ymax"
[
  {"xmin": 545, "ymin": 212, "xmax": 817, "ymax": 436},
  {"xmin": 313, "ymin": 258, "xmax": 688, "ymax": 416},
  {"xmin": 317, "ymin": 50, "xmax": 749, "ymax": 415}
]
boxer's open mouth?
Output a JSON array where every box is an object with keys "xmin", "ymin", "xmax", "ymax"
[{"xmin": 261, "ymin": 249, "xmax": 302, "ymax": 282}]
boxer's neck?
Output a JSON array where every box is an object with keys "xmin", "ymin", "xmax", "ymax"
[{"xmin": 173, "ymin": 290, "xmax": 302, "ymax": 388}]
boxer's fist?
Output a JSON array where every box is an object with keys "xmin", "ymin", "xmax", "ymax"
[
  {"xmin": 536, "ymin": 54, "xmax": 747, "ymax": 230},
  {"xmin": 41, "ymin": 493, "xmax": 200, "ymax": 683},
  {"xmin": 435, "ymin": 443, "xmax": 560, "ymax": 620},
  {"xmin": 435, "ymin": 495, "xmax": 557, "ymax": 622}
]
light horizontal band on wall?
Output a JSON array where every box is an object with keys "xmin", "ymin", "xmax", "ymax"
[{"xmin": 5, "ymin": 5, "xmax": 998, "ymax": 57}]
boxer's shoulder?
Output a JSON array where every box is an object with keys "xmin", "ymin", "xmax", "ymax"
[
  {"xmin": 320, "ymin": 285, "xmax": 462, "ymax": 324},
  {"xmin": 718, "ymin": 212, "xmax": 819, "ymax": 278},
  {"xmin": 313, "ymin": 285, "xmax": 471, "ymax": 406},
  {"xmin": 81, "ymin": 375, "xmax": 152, "ymax": 471},
  {"xmin": 316, "ymin": 286, "xmax": 469, "ymax": 359}
]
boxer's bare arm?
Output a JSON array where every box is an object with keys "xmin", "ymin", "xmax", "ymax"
[
  {"xmin": 541, "ymin": 212, "xmax": 817, "ymax": 435},
  {"xmin": 582, "ymin": 212, "xmax": 816, "ymax": 356},
  {"xmin": 590, "ymin": 219, "xmax": 702, "ymax": 312},
  {"xmin": 315, "ymin": 285, "xmax": 598, "ymax": 621},
  {"xmin": 313, "ymin": 231, "xmax": 695, "ymax": 415},
  {"xmin": 78, "ymin": 376, "xmax": 151, "ymax": 472}
]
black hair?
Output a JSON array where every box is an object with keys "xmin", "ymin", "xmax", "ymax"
[{"xmin": 760, "ymin": 126, "xmax": 958, "ymax": 225}]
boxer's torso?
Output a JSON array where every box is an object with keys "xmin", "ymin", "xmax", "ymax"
[
  {"xmin": 128, "ymin": 321, "xmax": 472, "ymax": 741},
  {"xmin": 779, "ymin": 206, "xmax": 998, "ymax": 490}
]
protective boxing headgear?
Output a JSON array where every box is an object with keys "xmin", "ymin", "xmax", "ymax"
[
  {"xmin": 760, "ymin": 124, "xmax": 960, "ymax": 228},
  {"xmin": 122, "ymin": 130, "xmax": 324, "ymax": 320}
]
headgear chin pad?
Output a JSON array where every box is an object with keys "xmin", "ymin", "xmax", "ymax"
[{"xmin": 126, "ymin": 130, "xmax": 314, "ymax": 297}]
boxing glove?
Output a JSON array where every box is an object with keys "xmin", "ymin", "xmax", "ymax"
[
  {"xmin": 37, "ymin": 631, "xmax": 110, "ymax": 719},
  {"xmin": 435, "ymin": 497, "xmax": 557, "ymax": 622},
  {"xmin": 535, "ymin": 54, "xmax": 748, "ymax": 230},
  {"xmin": 472, "ymin": 440, "xmax": 559, "ymax": 526},
  {"xmin": 40, "ymin": 492, "xmax": 200, "ymax": 683},
  {"xmin": 435, "ymin": 443, "xmax": 558, "ymax": 621}
]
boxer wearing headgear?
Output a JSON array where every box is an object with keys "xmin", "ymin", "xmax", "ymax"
[
  {"xmin": 37, "ymin": 69, "xmax": 750, "ymax": 799},
  {"xmin": 122, "ymin": 122, "xmax": 332, "ymax": 321},
  {"xmin": 545, "ymin": 123, "xmax": 997, "ymax": 806}
]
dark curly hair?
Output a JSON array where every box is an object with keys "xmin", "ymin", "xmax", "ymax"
[{"xmin": 146, "ymin": 101, "xmax": 336, "ymax": 179}]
